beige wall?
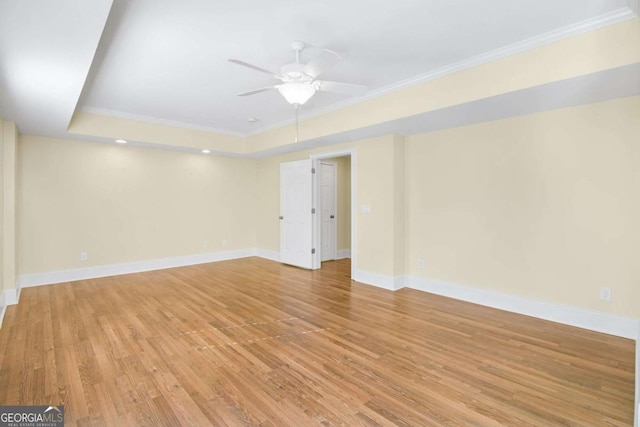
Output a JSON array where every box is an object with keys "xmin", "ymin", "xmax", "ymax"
[
  {"xmin": 406, "ymin": 96, "xmax": 640, "ymax": 318},
  {"xmin": 0, "ymin": 116, "xmax": 4, "ymax": 295},
  {"xmin": 15, "ymin": 97, "xmax": 640, "ymax": 319},
  {"xmin": 355, "ymin": 136, "xmax": 406, "ymax": 277},
  {"xmin": 393, "ymin": 136, "xmax": 406, "ymax": 277},
  {"xmin": 18, "ymin": 136, "xmax": 256, "ymax": 274},
  {"xmin": 1, "ymin": 119, "xmax": 17, "ymax": 294}
]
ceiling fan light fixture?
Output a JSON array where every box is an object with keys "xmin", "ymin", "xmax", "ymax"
[{"xmin": 278, "ymin": 83, "xmax": 316, "ymax": 105}]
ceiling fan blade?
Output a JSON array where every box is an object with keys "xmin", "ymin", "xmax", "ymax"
[
  {"xmin": 304, "ymin": 49, "xmax": 340, "ymax": 79},
  {"xmin": 316, "ymin": 80, "xmax": 368, "ymax": 96},
  {"xmin": 228, "ymin": 59, "xmax": 278, "ymax": 77},
  {"xmin": 237, "ymin": 87, "xmax": 276, "ymax": 96}
]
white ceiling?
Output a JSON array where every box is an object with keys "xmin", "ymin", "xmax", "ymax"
[
  {"xmin": 0, "ymin": 0, "xmax": 113, "ymax": 135},
  {"xmin": 0, "ymin": 0, "xmax": 637, "ymax": 139}
]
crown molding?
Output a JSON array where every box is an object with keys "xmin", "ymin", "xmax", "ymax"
[
  {"xmin": 73, "ymin": 7, "xmax": 638, "ymax": 152},
  {"xmin": 76, "ymin": 105, "xmax": 245, "ymax": 137},
  {"xmin": 63, "ymin": 62, "xmax": 640, "ymax": 161},
  {"xmin": 248, "ymin": 7, "xmax": 638, "ymax": 136}
]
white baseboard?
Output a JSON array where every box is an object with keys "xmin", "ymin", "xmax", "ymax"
[
  {"xmin": 255, "ymin": 249, "xmax": 280, "ymax": 262},
  {"xmin": 350, "ymin": 269, "xmax": 639, "ymax": 340},
  {"xmin": 0, "ymin": 291, "xmax": 4, "ymax": 329},
  {"xmin": 19, "ymin": 248, "xmax": 257, "ymax": 288},
  {"xmin": 336, "ymin": 250, "xmax": 351, "ymax": 259},
  {"xmin": 256, "ymin": 249, "xmax": 351, "ymax": 262},
  {"xmin": 0, "ymin": 288, "xmax": 19, "ymax": 328},
  {"xmin": 4, "ymin": 289, "xmax": 18, "ymax": 305},
  {"xmin": 636, "ymin": 325, "xmax": 639, "ymax": 427},
  {"xmin": 406, "ymin": 276, "xmax": 639, "ymax": 340},
  {"xmin": 353, "ymin": 269, "xmax": 406, "ymax": 291},
  {"xmin": 12, "ymin": 250, "xmax": 640, "ymax": 341}
]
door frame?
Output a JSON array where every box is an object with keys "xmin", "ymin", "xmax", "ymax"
[
  {"xmin": 310, "ymin": 148, "xmax": 355, "ymax": 279},
  {"xmin": 319, "ymin": 160, "xmax": 338, "ymax": 262}
]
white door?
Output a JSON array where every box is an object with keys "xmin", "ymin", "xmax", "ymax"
[
  {"xmin": 320, "ymin": 162, "xmax": 337, "ymax": 262},
  {"xmin": 280, "ymin": 159, "xmax": 313, "ymax": 269}
]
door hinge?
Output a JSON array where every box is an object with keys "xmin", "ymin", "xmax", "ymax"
[
  {"xmin": 311, "ymin": 208, "xmax": 316, "ymax": 214},
  {"xmin": 311, "ymin": 248, "xmax": 316, "ymax": 254},
  {"xmin": 311, "ymin": 167, "xmax": 316, "ymax": 174}
]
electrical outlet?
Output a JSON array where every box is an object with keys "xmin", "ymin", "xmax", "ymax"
[
  {"xmin": 418, "ymin": 258, "xmax": 425, "ymax": 269},
  {"xmin": 599, "ymin": 287, "xmax": 611, "ymax": 302},
  {"xmin": 203, "ymin": 241, "xmax": 209, "ymax": 250},
  {"xmin": 80, "ymin": 252, "xmax": 88, "ymax": 262},
  {"xmin": 221, "ymin": 239, "xmax": 227, "ymax": 247}
]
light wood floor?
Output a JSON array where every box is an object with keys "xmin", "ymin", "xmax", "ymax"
[{"xmin": 0, "ymin": 258, "xmax": 635, "ymax": 426}]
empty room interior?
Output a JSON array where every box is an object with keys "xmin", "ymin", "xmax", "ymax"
[{"xmin": 1, "ymin": 0, "xmax": 640, "ymax": 426}]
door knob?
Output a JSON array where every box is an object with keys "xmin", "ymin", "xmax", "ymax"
[
  {"xmin": 330, "ymin": 215, "xmax": 334, "ymax": 219},
  {"xmin": 279, "ymin": 216, "xmax": 283, "ymax": 220}
]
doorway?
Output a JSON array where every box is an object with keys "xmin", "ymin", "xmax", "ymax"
[
  {"xmin": 320, "ymin": 161, "xmax": 337, "ymax": 262},
  {"xmin": 278, "ymin": 150, "xmax": 355, "ymax": 278},
  {"xmin": 312, "ymin": 151, "xmax": 353, "ymax": 275}
]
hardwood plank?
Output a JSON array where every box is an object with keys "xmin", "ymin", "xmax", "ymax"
[{"xmin": 0, "ymin": 258, "xmax": 634, "ymax": 426}]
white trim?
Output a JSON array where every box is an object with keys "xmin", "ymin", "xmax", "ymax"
[
  {"xmin": 395, "ymin": 276, "xmax": 408, "ymax": 290},
  {"xmin": 350, "ymin": 150, "xmax": 356, "ymax": 281},
  {"xmin": 256, "ymin": 248, "xmax": 352, "ymax": 261},
  {"xmin": 310, "ymin": 148, "xmax": 356, "ymax": 278},
  {"xmin": 353, "ymin": 270, "xmax": 406, "ymax": 291},
  {"xmin": 0, "ymin": 291, "xmax": 5, "ymax": 329},
  {"xmin": 18, "ymin": 249, "xmax": 256, "ymax": 288},
  {"xmin": 336, "ymin": 250, "xmax": 351, "ymax": 259},
  {"xmin": 77, "ymin": 9, "xmax": 639, "ymax": 142},
  {"xmin": 311, "ymin": 158, "xmax": 321, "ymax": 270},
  {"xmin": 255, "ymin": 249, "xmax": 280, "ymax": 263},
  {"xmin": 348, "ymin": 270, "xmax": 639, "ymax": 340},
  {"xmin": 0, "ymin": 288, "xmax": 19, "ymax": 328},
  {"xmin": 3, "ymin": 289, "xmax": 18, "ymax": 305},
  {"xmin": 310, "ymin": 149, "xmax": 356, "ymax": 161},
  {"xmin": 66, "ymin": 9, "xmax": 638, "ymax": 161},
  {"xmin": 247, "ymin": 8, "xmax": 638, "ymax": 137},
  {"xmin": 77, "ymin": 106, "xmax": 245, "ymax": 137},
  {"xmin": 406, "ymin": 276, "xmax": 639, "ymax": 340},
  {"xmin": 318, "ymin": 160, "xmax": 338, "ymax": 262},
  {"xmin": 635, "ymin": 322, "xmax": 639, "ymax": 427}
]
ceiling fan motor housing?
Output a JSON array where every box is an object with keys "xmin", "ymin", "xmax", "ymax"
[{"xmin": 280, "ymin": 63, "xmax": 312, "ymax": 82}]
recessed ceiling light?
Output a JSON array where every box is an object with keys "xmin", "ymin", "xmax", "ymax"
[
  {"xmin": 202, "ymin": 149, "xmax": 211, "ymax": 154},
  {"xmin": 115, "ymin": 139, "xmax": 127, "ymax": 144},
  {"xmin": 247, "ymin": 117, "xmax": 259, "ymax": 123}
]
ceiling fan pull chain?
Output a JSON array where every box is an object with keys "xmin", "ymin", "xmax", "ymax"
[{"xmin": 295, "ymin": 104, "xmax": 300, "ymax": 143}]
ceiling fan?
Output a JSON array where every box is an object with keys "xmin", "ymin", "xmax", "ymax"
[{"xmin": 228, "ymin": 41, "xmax": 367, "ymax": 107}]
